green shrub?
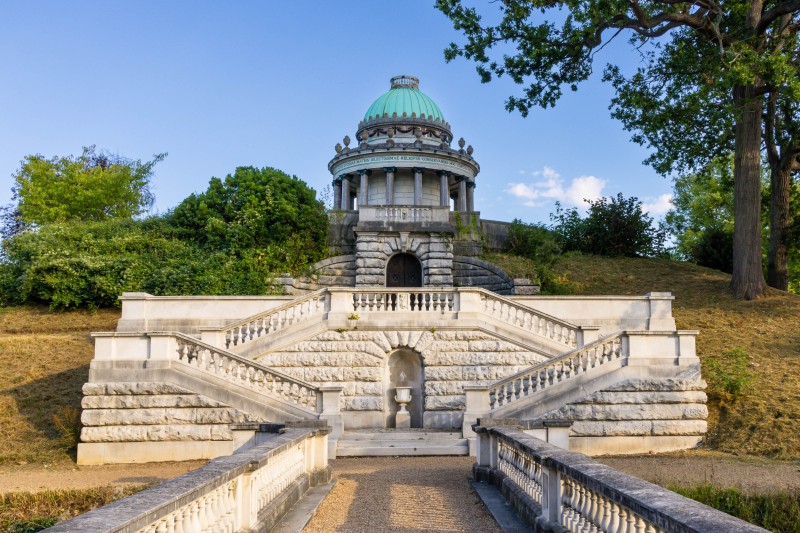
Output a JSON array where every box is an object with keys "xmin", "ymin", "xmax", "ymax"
[
  {"xmin": 689, "ymin": 225, "xmax": 734, "ymax": 273},
  {"xmin": 704, "ymin": 347, "xmax": 752, "ymax": 400},
  {"xmin": 551, "ymin": 193, "xmax": 667, "ymax": 257},
  {"xmin": 504, "ymin": 220, "xmax": 571, "ymax": 294}
]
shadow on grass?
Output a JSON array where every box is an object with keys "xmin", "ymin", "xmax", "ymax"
[{"xmin": 2, "ymin": 364, "xmax": 90, "ymax": 464}]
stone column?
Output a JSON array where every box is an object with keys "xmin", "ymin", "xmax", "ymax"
[
  {"xmin": 358, "ymin": 170, "xmax": 370, "ymax": 207},
  {"xmin": 341, "ymin": 176, "xmax": 350, "ymax": 210},
  {"xmin": 466, "ymin": 181, "xmax": 475, "ymax": 212},
  {"xmin": 333, "ymin": 179, "xmax": 342, "ymax": 210},
  {"xmin": 384, "ymin": 167, "xmax": 395, "ymax": 205},
  {"xmin": 438, "ymin": 171, "xmax": 450, "ymax": 207},
  {"xmin": 413, "ymin": 167, "xmax": 424, "ymax": 206},
  {"xmin": 458, "ymin": 177, "xmax": 467, "ymax": 212}
]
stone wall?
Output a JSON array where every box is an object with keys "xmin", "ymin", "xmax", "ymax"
[
  {"xmin": 354, "ymin": 231, "xmax": 454, "ymax": 287},
  {"xmin": 80, "ymin": 382, "xmax": 257, "ymax": 444},
  {"xmin": 327, "ymin": 211, "xmax": 359, "ymax": 255},
  {"xmin": 480, "ymin": 219, "xmax": 511, "ymax": 252},
  {"xmin": 453, "ymin": 256, "xmax": 514, "ymax": 294},
  {"xmin": 542, "ymin": 369, "xmax": 708, "ymax": 455},
  {"xmin": 255, "ymin": 329, "xmax": 548, "ymax": 430}
]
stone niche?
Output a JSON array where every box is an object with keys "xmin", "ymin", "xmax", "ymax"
[{"xmin": 354, "ymin": 231, "xmax": 454, "ymax": 287}]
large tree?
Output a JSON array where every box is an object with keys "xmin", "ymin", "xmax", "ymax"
[
  {"xmin": 8, "ymin": 146, "xmax": 165, "ymax": 228},
  {"xmin": 437, "ymin": 0, "xmax": 800, "ymax": 299}
]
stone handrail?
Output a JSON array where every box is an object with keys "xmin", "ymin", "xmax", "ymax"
[
  {"xmin": 48, "ymin": 427, "xmax": 330, "ymax": 533},
  {"xmin": 474, "ymin": 425, "xmax": 767, "ymax": 532},
  {"xmin": 214, "ymin": 289, "xmax": 329, "ymax": 349},
  {"xmin": 174, "ymin": 333, "xmax": 319, "ymax": 412},
  {"xmin": 348, "ymin": 288, "xmax": 458, "ymax": 313},
  {"xmin": 488, "ymin": 333, "xmax": 624, "ymax": 411},
  {"xmin": 478, "ymin": 290, "xmax": 580, "ymax": 348}
]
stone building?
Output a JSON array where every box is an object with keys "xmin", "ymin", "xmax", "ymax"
[{"xmin": 76, "ymin": 76, "xmax": 707, "ymax": 465}]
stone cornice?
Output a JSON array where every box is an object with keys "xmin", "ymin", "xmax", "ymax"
[{"xmin": 329, "ymin": 144, "xmax": 480, "ymax": 179}]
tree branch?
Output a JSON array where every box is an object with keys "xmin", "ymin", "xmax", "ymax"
[{"xmin": 757, "ymin": 1, "xmax": 800, "ymax": 34}]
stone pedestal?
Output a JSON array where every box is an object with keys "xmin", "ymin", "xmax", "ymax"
[{"xmin": 395, "ymin": 411, "xmax": 411, "ymax": 429}]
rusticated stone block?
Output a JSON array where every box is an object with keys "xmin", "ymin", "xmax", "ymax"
[
  {"xmin": 81, "ymin": 394, "xmax": 226, "ymax": 410},
  {"xmin": 80, "ymin": 424, "xmax": 233, "ymax": 442}
]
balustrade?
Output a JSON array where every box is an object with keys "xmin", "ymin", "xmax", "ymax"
[
  {"xmin": 488, "ymin": 334, "xmax": 623, "ymax": 411},
  {"xmin": 219, "ymin": 290, "xmax": 328, "ymax": 349},
  {"xmin": 475, "ymin": 425, "xmax": 767, "ymax": 533},
  {"xmin": 479, "ymin": 292, "xmax": 579, "ymax": 348},
  {"xmin": 351, "ymin": 290, "xmax": 456, "ymax": 313},
  {"xmin": 175, "ymin": 334, "xmax": 318, "ymax": 411},
  {"xmin": 49, "ymin": 428, "xmax": 330, "ymax": 533}
]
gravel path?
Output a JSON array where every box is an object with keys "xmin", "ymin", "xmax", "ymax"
[{"xmin": 303, "ymin": 456, "xmax": 501, "ymax": 533}]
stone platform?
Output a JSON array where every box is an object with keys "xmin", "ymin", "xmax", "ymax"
[{"xmin": 335, "ymin": 429, "xmax": 469, "ymax": 457}]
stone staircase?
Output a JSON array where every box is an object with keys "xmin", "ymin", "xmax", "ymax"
[{"xmin": 335, "ymin": 429, "xmax": 469, "ymax": 457}]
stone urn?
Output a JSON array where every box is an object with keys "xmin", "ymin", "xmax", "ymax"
[{"xmin": 394, "ymin": 386, "xmax": 412, "ymax": 429}]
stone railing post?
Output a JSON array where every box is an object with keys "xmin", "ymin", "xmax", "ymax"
[
  {"xmin": 462, "ymin": 385, "xmax": 490, "ymax": 439},
  {"xmin": 540, "ymin": 464, "xmax": 561, "ymax": 525},
  {"xmin": 236, "ymin": 472, "xmax": 251, "ymax": 531},
  {"xmin": 199, "ymin": 328, "xmax": 225, "ymax": 348},
  {"xmin": 147, "ymin": 333, "xmax": 178, "ymax": 361},
  {"xmin": 646, "ymin": 291, "xmax": 676, "ymax": 330},
  {"xmin": 475, "ymin": 428, "xmax": 491, "ymax": 467},
  {"xmin": 576, "ymin": 325, "xmax": 601, "ymax": 347},
  {"xmin": 318, "ymin": 386, "xmax": 343, "ymax": 441}
]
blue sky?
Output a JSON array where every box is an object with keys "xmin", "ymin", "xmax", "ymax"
[{"xmin": 0, "ymin": 1, "xmax": 674, "ymax": 224}]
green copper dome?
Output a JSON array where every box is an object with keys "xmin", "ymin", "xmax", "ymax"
[{"xmin": 364, "ymin": 75, "xmax": 445, "ymax": 122}]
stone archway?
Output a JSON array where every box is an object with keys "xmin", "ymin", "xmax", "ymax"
[
  {"xmin": 385, "ymin": 349, "xmax": 424, "ymax": 428},
  {"xmin": 386, "ymin": 253, "xmax": 422, "ymax": 287}
]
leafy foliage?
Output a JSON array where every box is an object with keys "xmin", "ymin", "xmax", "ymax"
[
  {"xmin": 551, "ymin": 194, "xmax": 667, "ymax": 257},
  {"xmin": 0, "ymin": 218, "xmax": 284, "ymax": 309},
  {"xmin": 169, "ymin": 166, "xmax": 328, "ymax": 263},
  {"xmin": 704, "ymin": 347, "xmax": 753, "ymax": 400},
  {"xmin": 437, "ymin": 0, "xmax": 800, "ymax": 298},
  {"xmin": 9, "ymin": 146, "xmax": 164, "ymax": 227},
  {"xmin": 504, "ymin": 220, "xmax": 572, "ymax": 293}
]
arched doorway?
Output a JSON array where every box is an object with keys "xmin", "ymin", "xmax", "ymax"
[
  {"xmin": 385, "ymin": 349, "xmax": 424, "ymax": 428},
  {"xmin": 386, "ymin": 253, "xmax": 422, "ymax": 287}
]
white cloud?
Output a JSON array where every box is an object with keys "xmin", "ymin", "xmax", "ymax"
[
  {"xmin": 506, "ymin": 167, "xmax": 606, "ymax": 207},
  {"xmin": 641, "ymin": 193, "xmax": 673, "ymax": 215}
]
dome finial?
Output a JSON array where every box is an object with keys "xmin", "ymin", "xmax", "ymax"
[{"xmin": 390, "ymin": 75, "xmax": 419, "ymax": 89}]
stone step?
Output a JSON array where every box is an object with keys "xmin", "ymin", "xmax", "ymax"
[
  {"xmin": 335, "ymin": 430, "xmax": 469, "ymax": 457},
  {"xmin": 340, "ymin": 430, "xmax": 462, "ymax": 441}
]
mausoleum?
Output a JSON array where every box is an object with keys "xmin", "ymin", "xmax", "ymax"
[{"xmin": 77, "ymin": 75, "xmax": 707, "ymax": 465}]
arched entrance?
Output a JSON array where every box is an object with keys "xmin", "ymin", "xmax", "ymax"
[
  {"xmin": 386, "ymin": 253, "xmax": 422, "ymax": 287},
  {"xmin": 385, "ymin": 349, "xmax": 424, "ymax": 428}
]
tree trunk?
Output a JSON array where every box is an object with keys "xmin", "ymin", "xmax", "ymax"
[
  {"xmin": 731, "ymin": 84, "xmax": 767, "ymax": 299},
  {"xmin": 767, "ymin": 165, "xmax": 792, "ymax": 290}
]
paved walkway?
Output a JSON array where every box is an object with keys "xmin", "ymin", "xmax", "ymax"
[{"xmin": 303, "ymin": 456, "xmax": 501, "ymax": 533}]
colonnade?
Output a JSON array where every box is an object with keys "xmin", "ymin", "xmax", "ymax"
[{"xmin": 332, "ymin": 167, "xmax": 475, "ymax": 211}]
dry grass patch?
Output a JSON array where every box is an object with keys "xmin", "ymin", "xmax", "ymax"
[
  {"xmin": 555, "ymin": 254, "xmax": 800, "ymax": 457},
  {"xmin": 0, "ymin": 484, "xmax": 148, "ymax": 531},
  {"xmin": 0, "ymin": 307, "xmax": 119, "ymax": 466}
]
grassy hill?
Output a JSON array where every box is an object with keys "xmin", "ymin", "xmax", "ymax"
[{"xmin": 0, "ymin": 253, "xmax": 798, "ymax": 463}]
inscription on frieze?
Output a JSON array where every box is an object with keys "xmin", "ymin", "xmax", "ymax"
[{"xmin": 333, "ymin": 154, "xmax": 473, "ymax": 174}]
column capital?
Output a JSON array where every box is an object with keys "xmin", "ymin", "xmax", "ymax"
[
  {"xmin": 437, "ymin": 170, "xmax": 452, "ymax": 177},
  {"xmin": 412, "ymin": 167, "xmax": 426, "ymax": 174},
  {"xmin": 337, "ymin": 174, "xmax": 350, "ymax": 182},
  {"xmin": 454, "ymin": 174, "xmax": 467, "ymax": 182},
  {"xmin": 383, "ymin": 167, "xmax": 396, "ymax": 173},
  {"xmin": 467, "ymin": 181, "xmax": 476, "ymax": 189},
  {"xmin": 357, "ymin": 169, "xmax": 372, "ymax": 176}
]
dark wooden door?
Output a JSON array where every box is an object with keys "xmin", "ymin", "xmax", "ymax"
[{"xmin": 386, "ymin": 254, "xmax": 422, "ymax": 287}]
